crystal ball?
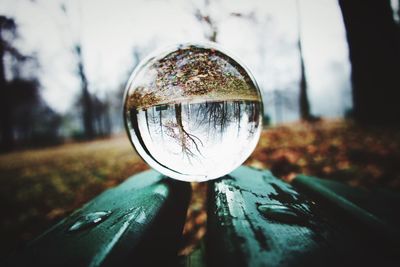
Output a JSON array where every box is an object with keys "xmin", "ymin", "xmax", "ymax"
[{"xmin": 124, "ymin": 43, "xmax": 263, "ymax": 182}]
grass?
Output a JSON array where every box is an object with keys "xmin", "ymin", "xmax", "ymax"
[{"xmin": 0, "ymin": 135, "xmax": 148, "ymax": 258}]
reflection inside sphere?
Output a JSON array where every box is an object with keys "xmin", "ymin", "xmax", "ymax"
[{"xmin": 124, "ymin": 43, "xmax": 263, "ymax": 182}]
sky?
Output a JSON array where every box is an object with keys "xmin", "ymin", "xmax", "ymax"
[{"xmin": 0, "ymin": 0, "xmax": 352, "ymax": 123}]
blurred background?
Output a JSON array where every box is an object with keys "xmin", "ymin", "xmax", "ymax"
[{"xmin": 1, "ymin": 0, "xmax": 399, "ymax": 260}]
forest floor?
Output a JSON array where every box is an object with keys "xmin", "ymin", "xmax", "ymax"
[{"xmin": 1, "ymin": 119, "xmax": 399, "ymax": 258}]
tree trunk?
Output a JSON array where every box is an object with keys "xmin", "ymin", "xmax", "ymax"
[
  {"xmin": 75, "ymin": 45, "xmax": 95, "ymax": 138},
  {"xmin": 297, "ymin": 0, "xmax": 312, "ymax": 121},
  {"xmin": 298, "ymin": 39, "xmax": 311, "ymax": 121},
  {"xmin": 174, "ymin": 104, "xmax": 203, "ymax": 159},
  {"xmin": 104, "ymin": 102, "xmax": 112, "ymax": 136},
  {"xmin": 0, "ymin": 28, "xmax": 14, "ymax": 151},
  {"xmin": 339, "ymin": 0, "xmax": 400, "ymax": 126}
]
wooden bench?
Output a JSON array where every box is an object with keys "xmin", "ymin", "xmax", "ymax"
[{"xmin": 5, "ymin": 166, "xmax": 400, "ymax": 267}]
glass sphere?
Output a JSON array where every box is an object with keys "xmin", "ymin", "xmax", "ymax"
[{"xmin": 124, "ymin": 43, "xmax": 263, "ymax": 182}]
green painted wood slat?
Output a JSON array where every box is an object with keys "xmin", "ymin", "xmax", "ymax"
[
  {"xmin": 6, "ymin": 169, "xmax": 191, "ymax": 267},
  {"xmin": 206, "ymin": 166, "xmax": 399, "ymax": 267},
  {"xmin": 5, "ymin": 165, "xmax": 400, "ymax": 267}
]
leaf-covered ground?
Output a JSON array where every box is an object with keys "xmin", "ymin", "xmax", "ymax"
[
  {"xmin": 1, "ymin": 119, "xmax": 399, "ymax": 258},
  {"xmin": 248, "ymin": 119, "xmax": 400, "ymax": 190}
]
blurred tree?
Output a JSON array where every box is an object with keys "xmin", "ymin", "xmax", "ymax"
[
  {"xmin": 7, "ymin": 78, "xmax": 39, "ymax": 140},
  {"xmin": 398, "ymin": 0, "xmax": 400, "ymax": 22},
  {"xmin": 298, "ymin": 38, "xmax": 311, "ymax": 121},
  {"xmin": 113, "ymin": 48, "xmax": 144, "ymax": 134},
  {"xmin": 194, "ymin": 0, "xmax": 218, "ymax": 42},
  {"xmin": 339, "ymin": 0, "xmax": 400, "ymax": 126},
  {"xmin": 29, "ymin": 103, "xmax": 62, "ymax": 146},
  {"xmin": 234, "ymin": 1, "xmax": 315, "ymax": 123},
  {"xmin": 10, "ymin": 78, "xmax": 62, "ymax": 147},
  {"xmin": 92, "ymin": 94, "xmax": 111, "ymax": 136},
  {"xmin": 0, "ymin": 16, "xmax": 42, "ymax": 150},
  {"xmin": 296, "ymin": 0, "xmax": 314, "ymax": 121},
  {"xmin": 0, "ymin": 16, "xmax": 17, "ymax": 151},
  {"xmin": 21, "ymin": 1, "xmax": 99, "ymax": 139},
  {"xmin": 0, "ymin": 15, "xmax": 61, "ymax": 151},
  {"xmin": 74, "ymin": 44, "xmax": 95, "ymax": 139},
  {"xmin": 58, "ymin": 3, "xmax": 97, "ymax": 139}
]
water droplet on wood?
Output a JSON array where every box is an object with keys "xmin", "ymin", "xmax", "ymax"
[
  {"xmin": 258, "ymin": 204, "xmax": 307, "ymax": 225},
  {"xmin": 68, "ymin": 211, "xmax": 112, "ymax": 233}
]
